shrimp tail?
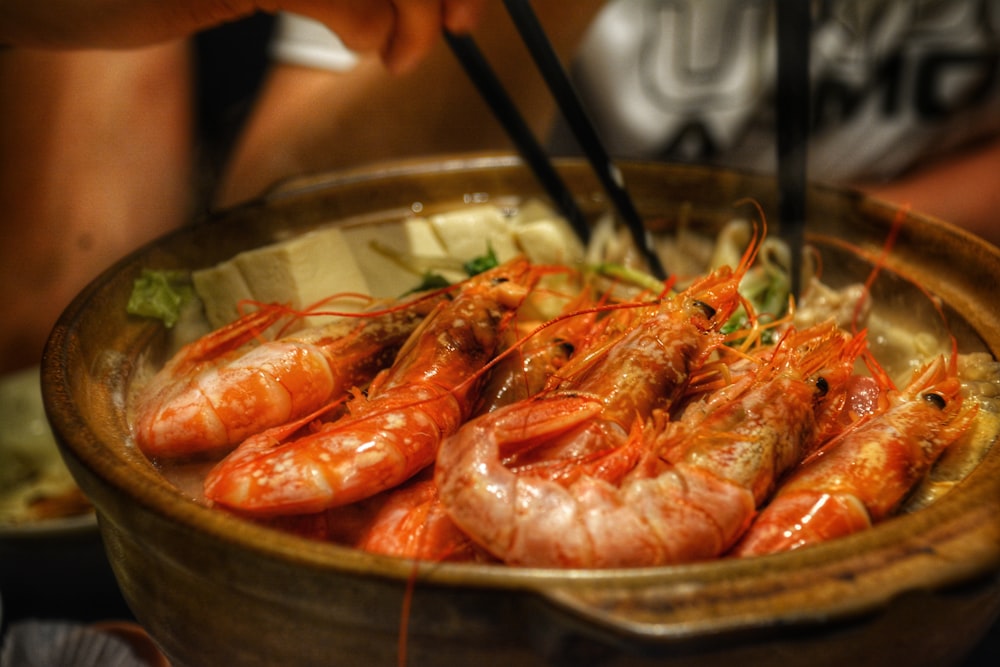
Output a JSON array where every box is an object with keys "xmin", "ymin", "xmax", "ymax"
[
  {"xmin": 133, "ymin": 307, "xmax": 291, "ymax": 458},
  {"xmin": 352, "ymin": 471, "xmax": 490, "ymax": 562}
]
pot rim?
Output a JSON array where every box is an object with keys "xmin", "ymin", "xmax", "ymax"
[{"xmin": 41, "ymin": 153, "xmax": 1000, "ymax": 642}]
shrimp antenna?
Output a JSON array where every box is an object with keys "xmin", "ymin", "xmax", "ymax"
[{"xmin": 732, "ymin": 197, "xmax": 768, "ymax": 273}]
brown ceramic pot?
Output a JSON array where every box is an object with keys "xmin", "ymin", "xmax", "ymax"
[{"xmin": 42, "ymin": 155, "xmax": 1000, "ymax": 667}]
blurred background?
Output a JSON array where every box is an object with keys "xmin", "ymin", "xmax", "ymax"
[{"xmin": 2, "ymin": 4, "xmax": 999, "ymax": 664}]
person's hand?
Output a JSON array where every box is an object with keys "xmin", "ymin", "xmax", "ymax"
[
  {"xmin": 292, "ymin": 0, "xmax": 488, "ymax": 73},
  {"xmin": 0, "ymin": 0, "xmax": 487, "ymax": 73}
]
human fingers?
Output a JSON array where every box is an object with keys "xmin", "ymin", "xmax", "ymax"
[
  {"xmin": 441, "ymin": 0, "xmax": 488, "ymax": 34},
  {"xmin": 379, "ymin": 0, "xmax": 443, "ymax": 75},
  {"xmin": 368, "ymin": 0, "xmax": 488, "ymax": 74},
  {"xmin": 279, "ymin": 0, "xmax": 396, "ymax": 55},
  {"xmin": 271, "ymin": 0, "xmax": 487, "ymax": 74}
]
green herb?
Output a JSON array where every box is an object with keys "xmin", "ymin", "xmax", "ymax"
[
  {"xmin": 592, "ymin": 262, "xmax": 667, "ymax": 294},
  {"xmin": 126, "ymin": 269, "xmax": 193, "ymax": 328},
  {"xmin": 404, "ymin": 272, "xmax": 452, "ymax": 295},
  {"xmin": 385, "ymin": 243, "xmax": 501, "ymax": 295},
  {"xmin": 462, "ymin": 246, "xmax": 499, "ymax": 276},
  {"xmin": 721, "ymin": 261, "xmax": 790, "ymax": 344}
]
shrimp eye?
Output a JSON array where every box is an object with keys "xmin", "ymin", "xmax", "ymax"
[
  {"xmin": 923, "ymin": 392, "xmax": 947, "ymax": 410},
  {"xmin": 692, "ymin": 300, "xmax": 717, "ymax": 319},
  {"xmin": 492, "ymin": 277, "xmax": 511, "ymax": 285},
  {"xmin": 814, "ymin": 376, "xmax": 829, "ymax": 398}
]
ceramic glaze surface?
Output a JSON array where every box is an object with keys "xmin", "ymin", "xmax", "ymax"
[{"xmin": 42, "ymin": 156, "xmax": 1000, "ymax": 667}]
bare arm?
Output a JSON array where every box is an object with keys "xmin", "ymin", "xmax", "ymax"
[{"xmin": 855, "ymin": 135, "xmax": 1000, "ymax": 248}]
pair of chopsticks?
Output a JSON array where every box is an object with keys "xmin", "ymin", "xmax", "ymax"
[
  {"xmin": 445, "ymin": 0, "xmax": 667, "ymax": 281},
  {"xmin": 775, "ymin": 0, "xmax": 811, "ymax": 300}
]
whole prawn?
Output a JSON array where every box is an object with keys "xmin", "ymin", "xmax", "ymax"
[
  {"xmin": 436, "ymin": 243, "xmax": 780, "ymax": 568},
  {"xmin": 654, "ymin": 320, "xmax": 863, "ymax": 493},
  {"xmin": 254, "ymin": 468, "xmax": 492, "ymax": 562},
  {"xmin": 473, "ymin": 286, "xmax": 628, "ymax": 415},
  {"xmin": 731, "ymin": 354, "xmax": 976, "ymax": 557},
  {"xmin": 203, "ymin": 258, "xmax": 538, "ymax": 516},
  {"xmin": 290, "ymin": 292, "xmax": 632, "ymax": 561},
  {"xmin": 354, "ymin": 428, "xmax": 655, "ymax": 562},
  {"xmin": 351, "ymin": 469, "xmax": 492, "ymax": 562},
  {"xmin": 133, "ymin": 295, "xmax": 438, "ymax": 459}
]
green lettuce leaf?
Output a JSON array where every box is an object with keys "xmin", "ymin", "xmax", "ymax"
[{"xmin": 126, "ymin": 269, "xmax": 193, "ymax": 328}]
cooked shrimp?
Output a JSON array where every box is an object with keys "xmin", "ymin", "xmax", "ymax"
[
  {"xmin": 133, "ymin": 295, "xmax": 438, "ymax": 459},
  {"xmin": 354, "ymin": 401, "xmax": 659, "ymax": 562},
  {"xmin": 661, "ymin": 320, "xmax": 861, "ymax": 471},
  {"xmin": 203, "ymin": 258, "xmax": 538, "ymax": 516},
  {"xmin": 473, "ymin": 288, "xmax": 621, "ymax": 415},
  {"xmin": 355, "ymin": 431, "xmax": 655, "ymax": 562},
  {"xmin": 731, "ymin": 355, "xmax": 976, "ymax": 557},
  {"xmin": 436, "ymin": 248, "xmax": 784, "ymax": 568},
  {"xmin": 254, "ymin": 469, "xmax": 490, "ymax": 561},
  {"xmin": 351, "ymin": 470, "xmax": 491, "ymax": 562}
]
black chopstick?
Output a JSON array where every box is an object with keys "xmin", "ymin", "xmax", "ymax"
[
  {"xmin": 775, "ymin": 0, "xmax": 811, "ymax": 300},
  {"xmin": 501, "ymin": 0, "xmax": 666, "ymax": 281},
  {"xmin": 444, "ymin": 31, "xmax": 592, "ymax": 245}
]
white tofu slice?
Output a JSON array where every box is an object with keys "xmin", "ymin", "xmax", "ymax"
[
  {"xmin": 428, "ymin": 205, "xmax": 521, "ymax": 263},
  {"xmin": 505, "ymin": 199, "xmax": 585, "ymax": 266},
  {"xmin": 233, "ymin": 227, "xmax": 370, "ymax": 327},
  {"xmin": 193, "ymin": 226, "xmax": 371, "ymax": 331},
  {"xmin": 189, "ymin": 202, "xmax": 580, "ymax": 333},
  {"xmin": 340, "ymin": 217, "xmax": 455, "ymax": 298},
  {"xmin": 510, "ymin": 198, "xmax": 560, "ymax": 225},
  {"xmin": 511, "ymin": 217, "xmax": 586, "ymax": 266},
  {"xmin": 191, "ymin": 262, "xmax": 254, "ymax": 330}
]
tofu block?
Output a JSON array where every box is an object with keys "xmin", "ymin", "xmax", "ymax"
[
  {"xmin": 510, "ymin": 217, "xmax": 586, "ymax": 266},
  {"xmin": 510, "ymin": 198, "xmax": 560, "ymax": 225},
  {"xmin": 428, "ymin": 205, "xmax": 521, "ymax": 263},
  {"xmin": 340, "ymin": 217, "xmax": 454, "ymax": 297},
  {"xmin": 191, "ymin": 261, "xmax": 254, "ymax": 330},
  {"xmin": 189, "ymin": 202, "xmax": 581, "ymax": 333},
  {"xmin": 193, "ymin": 226, "xmax": 371, "ymax": 330}
]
